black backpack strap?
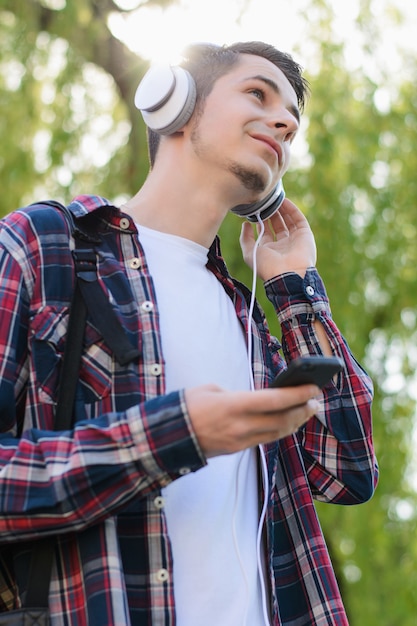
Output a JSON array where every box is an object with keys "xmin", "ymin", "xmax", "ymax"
[
  {"xmin": 35, "ymin": 200, "xmax": 140, "ymax": 366},
  {"xmin": 24, "ymin": 252, "xmax": 88, "ymax": 608},
  {"xmin": 72, "ymin": 245, "xmax": 140, "ymax": 366}
]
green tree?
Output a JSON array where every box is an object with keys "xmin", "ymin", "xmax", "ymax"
[{"xmin": 0, "ymin": 0, "xmax": 153, "ymax": 212}]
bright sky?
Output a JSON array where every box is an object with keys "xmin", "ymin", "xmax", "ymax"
[
  {"xmin": 110, "ymin": 0, "xmax": 311, "ymax": 64},
  {"xmin": 110, "ymin": 0, "xmax": 417, "ymax": 82}
]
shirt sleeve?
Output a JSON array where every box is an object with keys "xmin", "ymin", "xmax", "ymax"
[
  {"xmin": 265, "ymin": 268, "xmax": 378, "ymax": 505},
  {"xmin": 0, "ymin": 218, "xmax": 205, "ymax": 543}
]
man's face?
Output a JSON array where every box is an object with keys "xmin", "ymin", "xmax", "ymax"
[{"xmin": 188, "ymin": 54, "xmax": 300, "ymax": 201}]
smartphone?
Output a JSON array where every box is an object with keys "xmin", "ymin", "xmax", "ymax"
[{"xmin": 270, "ymin": 356, "xmax": 343, "ymax": 389}]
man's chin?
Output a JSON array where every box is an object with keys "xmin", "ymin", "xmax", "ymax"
[{"xmin": 230, "ymin": 163, "xmax": 267, "ymax": 194}]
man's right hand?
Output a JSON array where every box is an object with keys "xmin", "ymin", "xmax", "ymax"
[{"xmin": 184, "ymin": 384, "xmax": 320, "ymax": 457}]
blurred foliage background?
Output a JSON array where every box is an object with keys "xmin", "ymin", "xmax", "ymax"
[{"xmin": 1, "ymin": 0, "xmax": 416, "ymax": 623}]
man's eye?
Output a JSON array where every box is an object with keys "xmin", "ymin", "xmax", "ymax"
[{"xmin": 250, "ymin": 88, "xmax": 265, "ymax": 101}]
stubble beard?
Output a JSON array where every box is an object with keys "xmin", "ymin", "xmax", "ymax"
[{"xmin": 228, "ymin": 162, "xmax": 266, "ymax": 194}]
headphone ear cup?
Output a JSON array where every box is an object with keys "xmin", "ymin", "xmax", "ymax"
[
  {"xmin": 134, "ymin": 65, "xmax": 197, "ymax": 135},
  {"xmin": 230, "ymin": 180, "xmax": 285, "ymax": 222}
]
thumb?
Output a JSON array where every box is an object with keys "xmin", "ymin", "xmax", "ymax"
[{"xmin": 239, "ymin": 221, "xmax": 256, "ymax": 263}]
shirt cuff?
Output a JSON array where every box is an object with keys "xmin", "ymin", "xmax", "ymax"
[
  {"xmin": 264, "ymin": 267, "xmax": 331, "ymax": 324},
  {"xmin": 127, "ymin": 390, "xmax": 206, "ymax": 486}
]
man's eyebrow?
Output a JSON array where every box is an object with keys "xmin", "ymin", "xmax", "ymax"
[{"xmin": 246, "ymin": 74, "xmax": 300, "ymax": 123}]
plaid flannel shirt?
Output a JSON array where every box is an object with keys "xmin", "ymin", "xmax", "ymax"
[{"xmin": 0, "ymin": 195, "xmax": 378, "ymax": 625}]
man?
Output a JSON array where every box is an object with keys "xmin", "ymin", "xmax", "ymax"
[{"xmin": 0, "ymin": 41, "xmax": 377, "ymax": 625}]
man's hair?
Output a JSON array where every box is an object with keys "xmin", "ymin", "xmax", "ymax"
[{"xmin": 146, "ymin": 41, "xmax": 310, "ymax": 166}]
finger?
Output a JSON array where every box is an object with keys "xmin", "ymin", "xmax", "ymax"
[
  {"xmin": 259, "ymin": 214, "xmax": 286, "ymax": 242},
  {"xmin": 271, "ymin": 198, "xmax": 308, "ymax": 231},
  {"xmin": 240, "ymin": 220, "xmax": 256, "ymax": 248},
  {"xmin": 241, "ymin": 384, "xmax": 321, "ymax": 415},
  {"xmin": 255, "ymin": 396, "xmax": 320, "ymax": 423},
  {"xmin": 241, "ymin": 397, "xmax": 320, "ymax": 446},
  {"xmin": 268, "ymin": 207, "xmax": 297, "ymax": 235}
]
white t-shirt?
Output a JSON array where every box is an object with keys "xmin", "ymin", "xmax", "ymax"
[{"xmin": 138, "ymin": 224, "xmax": 267, "ymax": 625}]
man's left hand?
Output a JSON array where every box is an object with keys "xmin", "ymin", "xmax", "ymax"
[{"xmin": 240, "ymin": 198, "xmax": 317, "ymax": 280}]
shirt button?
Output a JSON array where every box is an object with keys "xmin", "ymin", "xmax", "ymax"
[
  {"xmin": 129, "ymin": 257, "xmax": 141, "ymax": 269},
  {"xmin": 155, "ymin": 568, "xmax": 169, "ymax": 583},
  {"xmin": 141, "ymin": 300, "xmax": 154, "ymax": 312},
  {"xmin": 179, "ymin": 467, "xmax": 191, "ymax": 476},
  {"xmin": 153, "ymin": 496, "xmax": 165, "ymax": 510},
  {"xmin": 119, "ymin": 217, "xmax": 130, "ymax": 230},
  {"xmin": 306, "ymin": 286, "xmax": 315, "ymax": 296},
  {"xmin": 150, "ymin": 363, "xmax": 162, "ymax": 376}
]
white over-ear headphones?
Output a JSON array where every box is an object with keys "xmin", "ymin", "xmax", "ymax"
[{"xmin": 134, "ymin": 65, "xmax": 197, "ymax": 135}]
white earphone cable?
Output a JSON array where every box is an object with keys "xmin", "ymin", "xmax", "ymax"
[
  {"xmin": 245, "ymin": 213, "xmax": 271, "ymax": 625},
  {"xmin": 247, "ymin": 215, "xmax": 266, "ymax": 393}
]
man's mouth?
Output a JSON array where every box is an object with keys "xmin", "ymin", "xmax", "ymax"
[{"xmin": 251, "ymin": 134, "xmax": 283, "ymax": 166}]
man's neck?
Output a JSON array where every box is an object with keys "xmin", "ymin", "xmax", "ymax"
[
  {"xmin": 122, "ymin": 140, "xmax": 263, "ymax": 246},
  {"xmin": 122, "ymin": 167, "xmax": 235, "ymax": 248}
]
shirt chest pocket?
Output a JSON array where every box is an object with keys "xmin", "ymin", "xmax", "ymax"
[{"xmin": 30, "ymin": 306, "xmax": 113, "ymax": 405}]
